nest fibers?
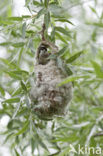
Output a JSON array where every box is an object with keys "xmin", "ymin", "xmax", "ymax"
[{"xmin": 30, "ymin": 41, "xmax": 72, "ymax": 120}]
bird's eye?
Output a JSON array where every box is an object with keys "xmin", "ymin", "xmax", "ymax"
[{"xmin": 40, "ymin": 46, "xmax": 47, "ymax": 52}]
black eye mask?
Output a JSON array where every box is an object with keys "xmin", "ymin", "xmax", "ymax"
[
  {"xmin": 38, "ymin": 45, "xmax": 50, "ymax": 65},
  {"xmin": 39, "ymin": 46, "xmax": 47, "ymax": 52}
]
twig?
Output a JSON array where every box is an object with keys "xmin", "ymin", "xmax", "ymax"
[
  {"xmin": 40, "ymin": 23, "xmax": 46, "ymax": 41},
  {"xmin": 93, "ymin": 132, "xmax": 103, "ymax": 137}
]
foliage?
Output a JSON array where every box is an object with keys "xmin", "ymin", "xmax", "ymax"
[{"xmin": 0, "ymin": 0, "xmax": 103, "ymax": 155}]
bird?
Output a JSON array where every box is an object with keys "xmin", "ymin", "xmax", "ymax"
[{"xmin": 38, "ymin": 45, "xmax": 50, "ymax": 65}]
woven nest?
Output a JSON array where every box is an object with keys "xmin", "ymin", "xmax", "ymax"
[{"xmin": 30, "ymin": 41, "xmax": 72, "ymax": 120}]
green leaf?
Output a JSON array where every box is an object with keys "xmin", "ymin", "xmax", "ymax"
[
  {"xmin": 0, "ymin": 109, "xmax": 5, "ymax": 116},
  {"xmin": 22, "ymin": 15, "xmax": 31, "ymax": 19},
  {"xmin": 33, "ymin": 0, "xmax": 42, "ymax": 6},
  {"xmin": 0, "ymin": 42, "xmax": 12, "ymax": 46},
  {"xmin": 53, "ymin": 134, "xmax": 78, "ymax": 142},
  {"xmin": 7, "ymin": 120, "xmax": 14, "ymax": 129},
  {"xmin": 8, "ymin": 17, "xmax": 23, "ymax": 21},
  {"xmin": 55, "ymin": 26, "xmax": 71, "ymax": 37},
  {"xmin": 12, "ymin": 42, "xmax": 25, "ymax": 48},
  {"xmin": 66, "ymin": 51, "xmax": 83, "ymax": 63},
  {"xmin": 36, "ymin": 8, "xmax": 46, "ymax": 19},
  {"xmin": 12, "ymin": 70, "xmax": 29, "ymax": 76},
  {"xmin": 57, "ymin": 46, "xmax": 68, "ymax": 56},
  {"xmin": 26, "ymin": 30, "xmax": 36, "ymax": 34},
  {"xmin": 0, "ymin": 58, "xmax": 20, "ymax": 71},
  {"xmin": 55, "ymin": 18, "xmax": 74, "ymax": 25},
  {"xmin": 12, "ymin": 102, "xmax": 21, "ymax": 119},
  {"xmin": 3, "ymin": 133, "xmax": 14, "ymax": 144},
  {"xmin": 44, "ymin": 0, "xmax": 49, "ymax": 8},
  {"xmin": 17, "ymin": 48, "xmax": 23, "ymax": 65},
  {"xmin": 0, "ymin": 86, "xmax": 5, "ymax": 96},
  {"xmin": 15, "ymin": 149, "xmax": 20, "ymax": 156},
  {"xmin": 51, "ymin": 26, "xmax": 55, "ymax": 42},
  {"xmin": 58, "ymin": 75, "xmax": 90, "ymax": 86},
  {"xmin": 0, "ymin": 42, "xmax": 25, "ymax": 47},
  {"xmin": 44, "ymin": 11, "xmax": 50, "ymax": 29},
  {"xmin": 0, "ymin": 18, "xmax": 14, "ymax": 25},
  {"xmin": 12, "ymin": 87, "xmax": 22, "ymax": 97},
  {"xmin": 21, "ymin": 81, "xmax": 27, "ymax": 93},
  {"xmin": 22, "ymin": 22, "xmax": 26, "ymax": 39},
  {"xmin": 55, "ymin": 32, "xmax": 68, "ymax": 44},
  {"xmin": 39, "ymin": 140, "xmax": 49, "ymax": 152},
  {"xmin": 25, "ymin": 0, "xmax": 31, "ymax": 6},
  {"xmin": 91, "ymin": 61, "xmax": 103, "ymax": 78},
  {"xmin": 5, "ymin": 70, "xmax": 28, "ymax": 80},
  {"xmin": 86, "ymin": 22, "xmax": 103, "ymax": 27},
  {"xmin": 72, "ymin": 122, "xmax": 90, "ymax": 129},
  {"xmin": 6, "ymin": 71, "xmax": 22, "ymax": 80},
  {"xmin": 64, "ymin": 65, "xmax": 73, "ymax": 76},
  {"xmin": 3, "ymin": 98, "xmax": 20, "ymax": 104},
  {"xmin": 89, "ymin": 6, "xmax": 97, "ymax": 15},
  {"xmin": 14, "ymin": 121, "xmax": 29, "ymax": 136},
  {"xmin": 16, "ymin": 108, "xmax": 28, "ymax": 117},
  {"xmin": 31, "ymin": 138, "xmax": 36, "ymax": 154},
  {"xmin": 28, "ymin": 39, "xmax": 35, "ymax": 53}
]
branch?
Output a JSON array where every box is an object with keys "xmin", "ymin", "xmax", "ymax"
[
  {"xmin": 40, "ymin": 23, "xmax": 46, "ymax": 41},
  {"xmin": 93, "ymin": 132, "xmax": 103, "ymax": 137}
]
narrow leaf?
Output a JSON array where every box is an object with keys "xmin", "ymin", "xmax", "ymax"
[
  {"xmin": 55, "ymin": 32, "xmax": 68, "ymax": 44},
  {"xmin": 12, "ymin": 42, "xmax": 25, "ymax": 48},
  {"xmin": 44, "ymin": 0, "xmax": 49, "ymax": 8},
  {"xmin": 91, "ymin": 61, "xmax": 103, "ymax": 78},
  {"xmin": 58, "ymin": 75, "xmax": 90, "ymax": 86},
  {"xmin": 0, "ymin": 42, "xmax": 25, "ymax": 47},
  {"xmin": 15, "ymin": 149, "xmax": 20, "ymax": 156},
  {"xmin": 55, "ymin": 26, "xmax": 71, "ymax": 37},
  {"xmin": 57, "ymin": 46, "xmax": 68, "ymax": 56},
  {"xmin": 64, "ymin": 65, "xmax": 73, "ymax": 76},
  {"xmin": 8, "ymin": 17, "xmax": 23, "ymax": 21},
  {"xmin": 21, "ymin": 81, "xmax": 27, "ymax": 93},
  {"xmin": 89, "ymin": 6, "xmax": 97, "ymax": 15},
  {"xmin": 55, "ymin": 18, "xmax": 74, "ymax": 25},
  {"xmin": 12, "ymin": 102, "xmax": 21, "ymax": 119},
  {"xmin": 0, "ymin": 86, "xmax": 5, "ymax": 96},
  {"xmin": 44, "ymin": 11, "xmax": 50, "ymax": 29},
  {"xmin": 22, "ymin": 22, "xmax": 26, "ymax": 39},
  {"xmin": 3, "ymin": 98, "xmax": 20, "ymax": 104},
  {"xmin": 12, "ymin": 87, "xmax": 22, "ymax": 97},
  {"xmin": 66, "ymin": 51, "xmax": 83, "ymax": 63},
  {"xmin": 17, "ymin": 48, "xmax": 23, "ymax": 65},
  {"xmin": 33, "ymin": 1, "xmax": 42, "ymax": 6},
  {"xmin": 14, "ymin": 121, "xmax": 29, "ymax": 136},
  {"xmin": 51, "ymin": 26, "xmax": 55, "ymax": 42},
  {"xmin": 6, "ymin": 72, "xmax": 22, "ymax": 80},
  {"xmin": 0, "ymin": 42, "xmax": 12, "ymax": 46},
  {"xmin": 36, "ymin": 8, "xmax": 46, "ymax": 19}
]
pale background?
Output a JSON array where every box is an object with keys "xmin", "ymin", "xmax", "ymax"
[{"xmin": 0, "ymin": 0, "xmax": 102, "ymax": 155}]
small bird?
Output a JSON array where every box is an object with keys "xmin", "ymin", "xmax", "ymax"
[{"xmin": 38, "ymin": 45, "xmax": 50, "ymax": 65}]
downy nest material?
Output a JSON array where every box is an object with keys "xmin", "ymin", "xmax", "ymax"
[{"xmin": 30, "ymin": 41, "xmax": 72, "ymax": 120}]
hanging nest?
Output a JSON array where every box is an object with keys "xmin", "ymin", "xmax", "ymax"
[{"xmin": 30, "ymin": 40, "xmax": 72, "ymax": 120}]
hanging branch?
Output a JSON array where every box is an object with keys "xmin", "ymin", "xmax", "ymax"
[
  {"xmin": 38, "ymin": 23, "xmax": 58, "ymax": 53},
  {"xmin": 36, "ymin": 11, "xmax": 58, "ymax": 65},
  {"xmin": 40, "ymin": 23, "xmax": 46, "ymax": 41}
]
